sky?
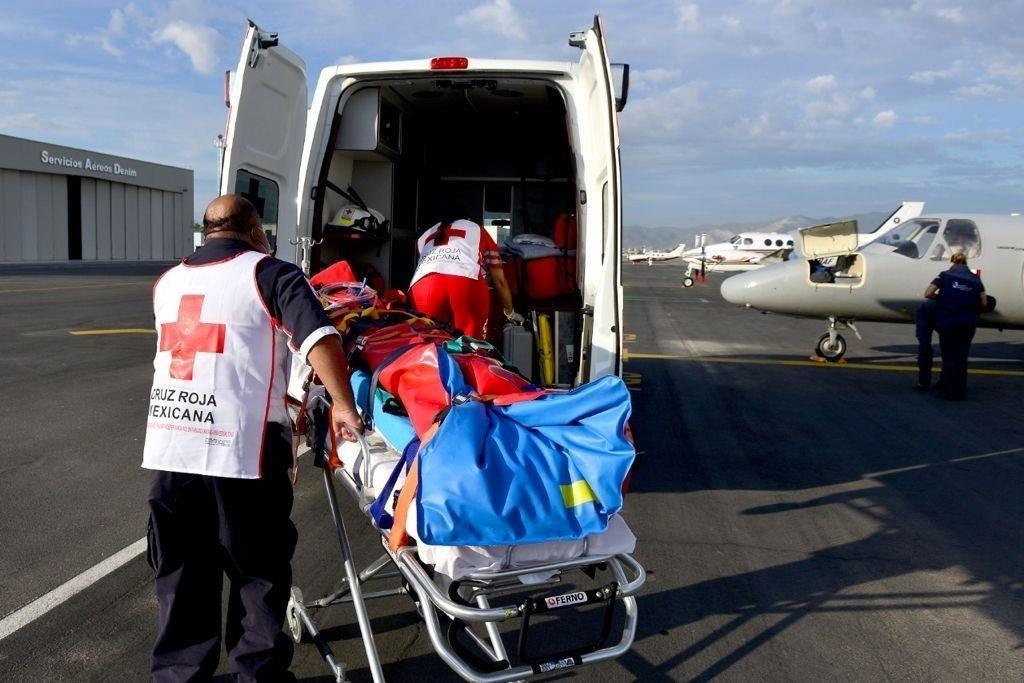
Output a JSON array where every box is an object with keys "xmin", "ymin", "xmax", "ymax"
[{"xmin": 1, "ymin": 0, "xmax": 1022, "ymax": 227}]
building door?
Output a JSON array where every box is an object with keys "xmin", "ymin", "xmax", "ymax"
[{"xmin": 67, "ymin": 176, "xmax": 82, "ymax": 260}]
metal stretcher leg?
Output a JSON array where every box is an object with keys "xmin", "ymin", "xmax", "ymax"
[{"xmin": 322, "ymin": 464, "xmax": 387, "ymax": 683}]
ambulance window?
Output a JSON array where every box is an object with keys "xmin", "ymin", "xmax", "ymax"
[
  {"xmin": 235, "ymin": 170, "xmax": 279, "ymax": 249},
  {"xmin": 942, "ymin": 219, "xmax": 981, "ymax": 258},
  {"xmin": 742, "ymin": 238, "xmax": 753, "ymax": 245}
]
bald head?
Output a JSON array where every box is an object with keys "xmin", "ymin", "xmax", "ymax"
[{"xmin": 203, "ymin": 195, "xmax": 261, "ymax": 236}]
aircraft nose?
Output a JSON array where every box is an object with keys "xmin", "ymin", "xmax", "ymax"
[
  {"xmin": 720, "ymin": 271, "xmax": 755, "ymax": 305},
  {"xmin": 720, "ymin": 266, "xmax": 786, "ymax": 309}
]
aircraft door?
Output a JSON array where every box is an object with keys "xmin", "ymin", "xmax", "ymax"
[
  {"xmin": 220, "ymin": 22, "xmax": 308, "ymax": 253},
  {"xmin": 572, "ymin": 14, "xmax": 624, "ymax": 381}
]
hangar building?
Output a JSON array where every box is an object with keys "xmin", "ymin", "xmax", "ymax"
[{"xmin": 0, "ymin": 134, "xmax": 194, "ymax": 262}]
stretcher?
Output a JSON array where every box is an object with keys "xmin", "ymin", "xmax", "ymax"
[{"xmin": 284, "ymin": 372, "xmax": 646, "ymax": 682}]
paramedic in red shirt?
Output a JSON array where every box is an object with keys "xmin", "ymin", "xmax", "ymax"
[{"xmin": 409, "ymin": 218, "xmax": 522, "ymax": 336}]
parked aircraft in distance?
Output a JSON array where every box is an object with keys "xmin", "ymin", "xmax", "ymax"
[
  {"xmin": 680, "ymin": 232, "xmax": 795, "ymax": 287},
  {"xmin": 627, "ymin": 244, "xmax": 685, "ymax": 265},
  {"xmin": 721, "ymin": 213, "xmax": 1024, "ymax": 361}
]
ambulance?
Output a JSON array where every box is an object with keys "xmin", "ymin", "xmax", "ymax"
[{"xmin": 219, "ymin": 15, "xmax": 629, "ymax": 384}]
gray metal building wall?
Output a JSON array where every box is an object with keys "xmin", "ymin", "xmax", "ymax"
[
  {"xmin": 0, "ymin": 134, "xmax": 194, "ymax": 263},
  {"xmin": 0, "ymin": 170, "xmax": 68, "ymax": 262}
]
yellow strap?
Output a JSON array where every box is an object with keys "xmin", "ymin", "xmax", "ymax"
[{"xmin": 560, "ymin": 480, "xmax": 596, "ymax": 508}]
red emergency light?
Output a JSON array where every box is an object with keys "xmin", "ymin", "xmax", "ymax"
[{"xmin": 430, "ymin": 56, "xmax": 469, "ymax": 70}]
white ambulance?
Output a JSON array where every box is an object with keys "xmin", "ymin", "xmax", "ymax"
[{"xmin": 219, "ymin": 15, "xmax": 628, "ymax": 384}]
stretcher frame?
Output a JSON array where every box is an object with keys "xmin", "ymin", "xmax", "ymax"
[{"xmin": 286, "ymin": 394, "xmax": 646, "ymax": 682}]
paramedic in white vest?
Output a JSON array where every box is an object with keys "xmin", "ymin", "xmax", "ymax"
[
  {"xmin": 409, "ymin": 217, "xmax": 522, "ymax": 337},
  {"xmin": 142, "ymin": 195, "xmax": 362, "ymax": 681}
]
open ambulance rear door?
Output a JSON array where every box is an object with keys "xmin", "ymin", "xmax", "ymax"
[
  {"xmin": 573, "ymin": 15, "xmax": 624, "ymax": 381},
  {"xmin": 220, "ymin": 22, "xmax": 307, "ymax": 251}
]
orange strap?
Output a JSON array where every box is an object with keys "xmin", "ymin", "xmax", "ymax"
[{"xmin": 388, "ymin": 422, "xmax": 439, "ymax": 550}]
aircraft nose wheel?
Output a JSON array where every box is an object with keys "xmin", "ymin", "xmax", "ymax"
[
  {"xmin": 682, "ymin": 276, "xmax": 695, "ymax": 288},
  {"xmin": 815, "ymin": 333, "xmax": 847, "ymax": 362}
]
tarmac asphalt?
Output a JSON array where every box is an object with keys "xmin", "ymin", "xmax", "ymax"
[{"xmin": 1, "ymin": 260, "xmax": 1023, "ymax": 681}]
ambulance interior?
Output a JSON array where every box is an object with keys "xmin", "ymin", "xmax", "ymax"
[{"xmin": 311, "ymin": 77, "xmax": 582, "ymax": 386}]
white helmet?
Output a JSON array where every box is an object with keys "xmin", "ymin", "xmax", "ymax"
[{"xmin": 330, "ymin": 205, "xmax": 387, "ymax": 234}]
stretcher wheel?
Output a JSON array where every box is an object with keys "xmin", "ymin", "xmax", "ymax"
[
  {"xmin": 682, "ymin": 276, "xmax": 695, "ymax": 288},
  {"xmin": 286, "ymin": 586, "xmax": 304, "ymax": 643},
  {"xmin": 815, "ymin": 333, "xmax": 847, "ymax": 362}
]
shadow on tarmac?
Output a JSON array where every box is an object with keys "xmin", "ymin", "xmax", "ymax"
[{"xmin": 620, "ymin": 354, "xmax": 1024, "ymax": 679}]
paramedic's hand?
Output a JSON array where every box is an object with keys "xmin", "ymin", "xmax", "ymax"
[
  {"xmin": 332, "ymin": 404, "xmax": 364, "ymax": 443},
  {"xmin": 505, "ymin": 309, "xmax": 526, "ymax": 325}
]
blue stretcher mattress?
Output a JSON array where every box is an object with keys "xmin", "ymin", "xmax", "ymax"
[{"xmin": 350, "ymin": 370, "xmax": 416, "ymax": 452}]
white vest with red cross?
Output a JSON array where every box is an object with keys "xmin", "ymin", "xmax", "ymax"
[
  {"xmin": 142, "ymin": 250, "xmax": 289, "ymax": 479},
  {"xmin": 409, "ymin": 219, "xmax": 483, "ymax": 286}
]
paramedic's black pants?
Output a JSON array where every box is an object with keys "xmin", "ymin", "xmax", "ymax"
[
  {"xmin": 147, "ymin": 424, "xmax": 297, "ymax": 682},
  {"xmin": 937, "ymin": 324, "xmax": 976, "ymax": 400},
  {"xmin": 915, "ymin": 302, "xmax": 936, "ymax": 387}
]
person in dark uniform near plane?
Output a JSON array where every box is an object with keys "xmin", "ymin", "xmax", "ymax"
[
  {"xmin": 143, "ymin": 195, "xmax": 363, "ymax": 681},
  {"xmin": 914, "ymin": 299, "xmax": 939, "ymax": 391},
  {"xmin": 924, "ymin": 251, "xmax": 988, "ymax": 400}
]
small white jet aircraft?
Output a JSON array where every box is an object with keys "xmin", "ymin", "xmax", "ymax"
[
  {"xmin": 681, "ymin": 202, "xmax": 926, "ymax": 287},
  {"xmin": 627, "ymin": 244, "xmax": 685, "ymax": 265},
  {"xmin": 721, "ymin": 211, "xmax": 1024, "ymax": 361}
]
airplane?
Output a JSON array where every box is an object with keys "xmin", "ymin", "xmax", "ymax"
[
  {"xmin": 681, "ymin": 232, "xmax": 795, "ymax": 287},
  {"xmin": 681, "ymin": 201, "xmax": 926, "ymax": 287},
  {"xmin": 720, "ymin": 212, "xmax": 1024, "ymax": 361},
  {"xmin": 627, "ymin": 243, "xmax": 685, "ymax": 265}
]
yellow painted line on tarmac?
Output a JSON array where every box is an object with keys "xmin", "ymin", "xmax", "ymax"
[
  {"xmin": 0, "ymin": 282, "xmax": 144, "ymax": 295},
  {"xmin": 69, "ymin": 328, "xmax": 155, "ymax": 336},
  {"xmin": 626, "ymin": 352, "xmax": 1024, "ymax": 378},
  {"xmin": 624, "ymin": 333, "xmax": 638, "ymax": 344}
]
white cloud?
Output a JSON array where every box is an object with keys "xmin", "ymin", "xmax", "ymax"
[
  {"xmin": 152, "ymin": 20, "xmax": 221, "ymax": 74},
  {"xmin": 872, "ymin": 109, "xmax": 898, "ymax": 128},
  {"xmin": 676, "ymin": 3, "xmax": 700, "ymax": 32},
  {"xmin": 805, "ymin": 74, "xmax": 837, "ymax": 93},
  {"xmin": 913, "ymin": 115, "xmax": 938, "ymax": 126},
  {"xmin": 860, "ymin": 86, "xmax": 876, "ymax": 100},
  {"xmin": 935, "ymin": 6, "xmax": 965, "ymax": 23},
  {"xmin": 337, "ymin": 55, "xmax": 360, "ymax": 65},
  {"xmin": 953, "ymin": 83, "xmax": 1006, "ymax": 98},
  {"xmin": 721, "ymin": 15, "xmax": 741, "ymax": 34},
  {"xmin": 67, "ymin": 8, "xmax": 127, "ymax": 58},
  {"xmin": 908, "ymin": 63, "xmax": 960, "ymax": 85},
  {"xmin": 633, "ymin": 68, "xmax": 682, "ymax": 89},
  {"xmin": 455, "ymin": 0, "xmax": 527, "ymax": 42}
]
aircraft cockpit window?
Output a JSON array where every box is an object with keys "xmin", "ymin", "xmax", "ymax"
[
  {"xmin": 942, "ymin": 219, "xmax": 981, "ymax": 259},
  {"xmin": 742, "ymin": 238, "xmax": 753, "ymax": 245},
  {"xmin": 876, "ymin": 219, "xmax": 941, "ymax": 259},
  {"xmin": 729, "ymin": 235, "xmax": 741, "ymax": 244}
]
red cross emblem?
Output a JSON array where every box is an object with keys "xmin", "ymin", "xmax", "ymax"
[
  {"xmin": 159, "ymin": 295, "xmax": 226, "ymax": 380},
  {"xmin": 425, "ymin": 226, "xmax": 467, "ymax": 246}
]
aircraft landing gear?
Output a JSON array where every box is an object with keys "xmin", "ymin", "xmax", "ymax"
[
  {"xmin": 682, "ymin": 276, "xmax": 695, "ymax": 288},
  {"xmin": 814, "ymin": 317, "xmax": 860, "ymax": 362},
  {"xmin": 815, "ymin": 332, "xmax": 846, "ymax": 361}
]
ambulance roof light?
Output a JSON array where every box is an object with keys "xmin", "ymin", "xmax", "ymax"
[{"xmin": 430, "ymin": 57, "xmax": 469, "ymax": 70}]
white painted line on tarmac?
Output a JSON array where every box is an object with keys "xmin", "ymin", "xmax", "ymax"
[{"xmin": 0, "ymin": 537, "xmax": 147, "ymax": 642}]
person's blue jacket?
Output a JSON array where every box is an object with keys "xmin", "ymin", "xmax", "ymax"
[{"xmin": 934, "ymin": 264, "xmax": 984, "ymax": 328}]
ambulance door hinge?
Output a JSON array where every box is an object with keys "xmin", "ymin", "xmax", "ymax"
[
  {"xmin": 248, "ymin": 28, "xmax": 279, "ymax": 68},
  {"xmin": 568, "ymin": 31, "xmax": 587, "ymax": 49},
  {"xmin": 310, "ymin": 185, "xmax": 319, "ymax": 201},
  {"xmin": 579, "ymin": 190, "xmax": 587, "ymax": 205},
  {"xmin": 582, "ymin": 305, "xmax": 594, "ymax": 317}
]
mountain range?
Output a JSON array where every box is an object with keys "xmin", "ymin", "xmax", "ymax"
[{"xmin": 624, "ymin": 210, "xmax": 892, "ymax": 250}]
